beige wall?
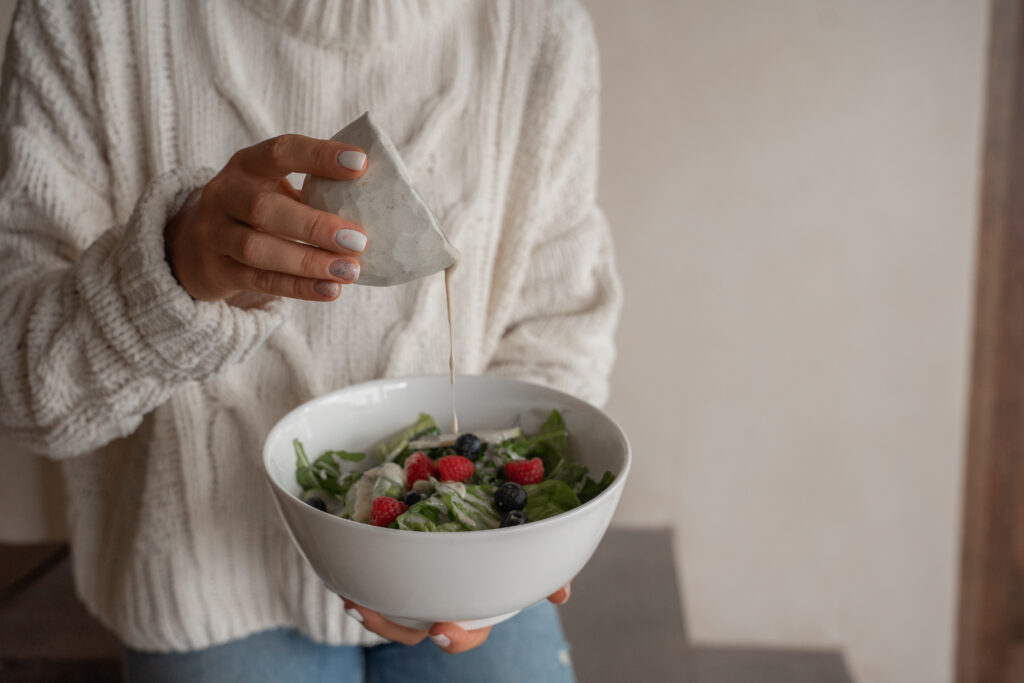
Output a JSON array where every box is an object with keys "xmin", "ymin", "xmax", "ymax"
[
  {"xmin": 586, "ymin": 1, "xmax": 987, "ymax": 683},
  {"xmin": 0, "ymin": 1, "xmax": 989, "ymax": 682}
]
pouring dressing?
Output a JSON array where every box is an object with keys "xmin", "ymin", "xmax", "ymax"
[{"xmin": 301, "ymin": 112, "xmax": 462, "ymax": 432}]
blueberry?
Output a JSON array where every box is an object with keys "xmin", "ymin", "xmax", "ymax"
[
  {"xmin": 306, "ymin": 497, "xmax": 327, "ymax": 512},
  {"xmin": 454, "ymin": 433, "xmax": 483, "ymax": 461},
  {"xmin": 494, "ymin": 481, "xmax": 527, "ymax": 513},
  {"xmin": 404, "ymin": 490, "xmax": 426, "ymax": 506},
  {"xmin": 500, "ymin": 509, "xmax": 528, "ymax": 527}
]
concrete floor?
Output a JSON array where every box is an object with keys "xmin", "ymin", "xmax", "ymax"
[{"xmin": 0, "ymin": 529, "xmax": 853, "ymax": 682}]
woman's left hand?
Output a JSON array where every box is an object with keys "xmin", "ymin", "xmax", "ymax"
[{"xmin": 341, "ymin": 584, "xmax": 571, "ymax": 653}]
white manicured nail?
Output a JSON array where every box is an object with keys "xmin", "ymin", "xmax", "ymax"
[
  {"xmin": 336, "ymin": 229, "xmax": 367, "ymax": 252},
  {"xmin": 430, "ymin": 633, "xmax": 451, "ymax": 649},
  {"xmin": 346, "ymin": 608, "xmax": 364, "ymax": 623},
  {"xmin": 338, "ymin": 150, "xmax": 366, "ymax": 171}
]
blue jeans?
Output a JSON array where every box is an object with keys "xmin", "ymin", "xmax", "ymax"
[{"xmin": 123, "ymin": 602, "xmax": 576, "ymax": 683}]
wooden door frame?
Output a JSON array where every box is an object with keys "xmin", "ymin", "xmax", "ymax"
[{"xmin": 957, "ymin": 1, "xmax": 1024, "ymax": 681}]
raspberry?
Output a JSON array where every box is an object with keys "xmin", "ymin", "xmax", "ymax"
[
  {"xmin": 437, "ymin": 455, "xmax": 475, "ymax": 482},
  {"xmin": 404, "ymin": 451, "xmax": 437, "ymax": 488},
  {"xmin": 370, "ymin": 496, "xmax": 408, "ymax": 527},
  {"xmin": 504, "ymin": 457, "xmax": 545, "ymax": 485}
]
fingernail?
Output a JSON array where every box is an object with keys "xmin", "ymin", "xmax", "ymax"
[
  {"xmin": 338, "ymin": 150, "xmax": 366, "ymax": 171},
  {"xmin": 346, "ymin": 608, "xmax": 364, "ymax": 623},
  {"xmin": 430, "ymin": 633, "xmax": 451, "ymax": 649},
  {"xmin": 329, "ymin": 260, "xmax": 360, "ymax": 282},
  {"xmin": 314, "ymin": 280, "xmax": 340, "ymax": 297},
  {"xmin": 335, "ymin": 229, "xmax": 367, "ymax": 253}
]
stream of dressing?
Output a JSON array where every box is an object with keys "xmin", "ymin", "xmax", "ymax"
[{"xmin": 445, "ymin": 265, "xmax": 459, "ymax": 435}]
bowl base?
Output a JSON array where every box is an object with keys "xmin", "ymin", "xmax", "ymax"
[{"xmin": 384, "ymin": 609, "xmax": 522, "ymax": 631}]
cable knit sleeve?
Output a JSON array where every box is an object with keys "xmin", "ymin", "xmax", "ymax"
[
  {"xmin": 0, "ymin": 2, "xmax": 286, "ymax": 458},
  {"xmin": 485, "ymin": 3, "xmax": 622, "ymax": 407}
]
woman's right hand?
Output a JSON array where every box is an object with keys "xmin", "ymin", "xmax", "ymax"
[{"xmin": 165, "ymin": 134, "xmax": 369, "ymax": 303}]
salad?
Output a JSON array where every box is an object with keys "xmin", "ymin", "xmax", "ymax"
[{"xmin": 293, "ymin": 410, "xmax": 614, "ymax": 531}]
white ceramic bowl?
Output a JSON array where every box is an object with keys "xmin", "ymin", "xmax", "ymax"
[{"xmin": 263, "ymin": 374, "xmax": 631, "ymax": 630}]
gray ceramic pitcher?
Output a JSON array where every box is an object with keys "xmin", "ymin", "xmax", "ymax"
[{"xmin": 300, "ymin": 112, "xmax": 459, "ymax": 287}]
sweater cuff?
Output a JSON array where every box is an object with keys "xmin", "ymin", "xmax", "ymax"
[{"xmin": 80, "ymin": 167, "xmax": 287, "ymax": 381}]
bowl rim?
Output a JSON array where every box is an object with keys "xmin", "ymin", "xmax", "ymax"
[{"xmin": 262, "ymin": 373, "xmax": 632, "ymax": 539}]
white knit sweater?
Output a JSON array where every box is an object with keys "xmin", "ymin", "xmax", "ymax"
[{"xmin": 0, "ymin": 0, "xmax": 621, "ymax": 651}]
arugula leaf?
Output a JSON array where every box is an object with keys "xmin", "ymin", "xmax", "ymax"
[
  {"xmin": 322, "ymin": 450, "xmax": 365, "ymax": 462},
  {"xmin": 295, "ymin": 439, "xmax": 319, "ymax": 490},
  {"xmin": 294, "ymin": 439, "xmax": 360, "ymax": 495},
  {"xmin": 294, "ymin": 438, "xmax": 310, "ymax": 465},
  {"xmin": 577, "ymin": 471, "xmax": 615, "ymax": 504},
  {"xmin": 523, "ymin": 479, "xmax": 581, "ymax": 522}
]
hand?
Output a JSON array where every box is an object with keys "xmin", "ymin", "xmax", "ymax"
[
  {"xmin": 165, "ymin": 134, "xmax": 369, "ymax": 303},
  {"xmin": 341, "ymin": 584, "xmax": 571, "ymax": 654}
]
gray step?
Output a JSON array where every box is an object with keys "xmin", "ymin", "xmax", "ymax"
[
  {"xmin": 1, "ymin": 529, "xmax": 854, "ymax": 682},
  {"xmin": 560, "ymin": 527, "xmax": 853, "ymax": 683}
]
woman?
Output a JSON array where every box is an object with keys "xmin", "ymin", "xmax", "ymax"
[{"xmin": 0, "ymin": 0, "xmax": 621, "ymax": 680}]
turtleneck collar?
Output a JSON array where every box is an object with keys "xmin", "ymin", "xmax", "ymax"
[{"xmin": 235, "ymin": 0, "xmax": 467, "ymax": 49}]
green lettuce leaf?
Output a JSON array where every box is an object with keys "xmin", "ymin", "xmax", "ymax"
[
  {"xmin": 548, "ymin": 459, "xmax": 589, "ymax": 490},
  {"xmin": 533, "ymin": 411, "xmax": 570, "ymax": 478},
  {"xmin": 504, "ymin": 430, "xmax": 568, "ymax": 460},
  {"xmin": 396, "ymin": 496, "xmax": 450, "ymax": 531},
  {"xmin": 461, "ymin": 484, "xmax": 502, "ymax": 529},
  {"xmin": 439, "ymin": 482, "xmax": 501, "ymax": 531},
  {"xmin": 375, "ymin": 413, "xmax": 440, "ymax": 464},
  {"xmin": 523, "ymin": 479, "xmax": 581, "ymax": 522},
  {"xmin": 504, "ymin": 411, "xmax": 570, "ymax": 474},
  {"xmin": 343, "ymin": 473, "xmax": 363, "ymax": 516},
  {"xmin": 577, "ymin": 471, "xmax": 615, "ymax": 504},
  {"xmin": 371, "ymin": 473, "xmax": 403, "ymax": 500}
]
